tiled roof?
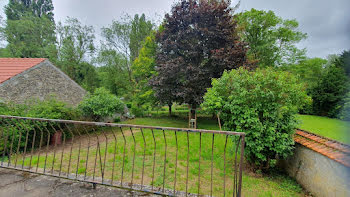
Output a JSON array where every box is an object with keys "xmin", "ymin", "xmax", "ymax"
[
  {"xmin": 0, "ymin": 58, "xmax": 46, "ymax": 84},
  {"xmin": 294, "ymin": 129, "xmax": 350, "ymax": 168}
]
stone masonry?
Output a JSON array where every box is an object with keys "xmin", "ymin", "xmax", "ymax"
[{"xmin": 0, "ymin": 60, "xmax": 86, "ymax": 106}]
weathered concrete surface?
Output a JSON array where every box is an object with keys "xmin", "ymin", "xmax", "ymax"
[
  {"xmin": 282, "ymin": 144, "xmax": 350, "ymax": 197},
  {"xmin": 0, "ymin": 60, "xmax": 86, "ymax": 106},
  {"xmin": 0, "ymin": 168, "xmax": 153, "ymax": 197}
]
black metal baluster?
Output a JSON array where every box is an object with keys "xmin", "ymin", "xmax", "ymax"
[
  {"xmin": 120, "ymin": 127, "xmax": 126, "ymax": 187},
  {"xmin": 151, "ymin": 129, "xmax": 156, "ymax": 191},
  {"xmin": 162, "ymin": 129, "xmax": 167, "ymax": 193},
  {"xmin": 198, "ymin": 132, "xmax": 202, "ymax": 196},
  {"xmin": 210, "ymin": 133, "xmax": 215, "ymax": 197},
  {"xmin": 186, "ymin": 131, "xmax": 190, "ymax": 197},
  {"xmin": 173, "ymin": 130, "xmax": 178, "ymax": 196},
  {"xmin": 140, "ymin": 128, "xmax": 146, "ymax": 190}
]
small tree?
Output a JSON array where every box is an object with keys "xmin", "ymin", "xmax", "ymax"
[
  {"xmin": 151, "ymin": 0, "xmax": 248, "ymax": 125},
  {"xmin": 79, "ymin": 87, "xmax": 125, "ymax": 121},
  {"xmin": 202, "ymin": 68, "xmax": 310, "ymax": 170}
]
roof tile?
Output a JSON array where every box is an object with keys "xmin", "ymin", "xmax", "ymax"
[{"xmin": 0, "ymin": 58, "xmax": 46, "ymax": 84}]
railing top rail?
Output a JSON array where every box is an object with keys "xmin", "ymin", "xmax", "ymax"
[{"xmin": 0, "ymin": 115, "xmax": 245, "ymax": 136}]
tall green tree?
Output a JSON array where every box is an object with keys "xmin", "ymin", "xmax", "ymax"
[
  {"xmin": 57, "ymin": 17, "xmax": 95, "ymax": 64},
  {"xmin": 132, "ymin": 32, "xmax": 158, "ymax": 113},
  {"xmin": 311, "ymin": 63, "xmax": 348, "ymax": 117},
  {"xmin": 95, "ymin": 48, "xmax": 131, "ymax": 96},
  {"xmin": 3, "ymin": 0, "xmax": 56, "ymax": 58},
  {"xmin": 284, "ymin": 58, "xmax": 327, "ymax": 89},
  {"xmin": 282, "ymin": 58, "xmax": 328, "ymax": 114},
  {"xmin": 4, "ymin": 13, "xmax": 56, "ymax": 58},
  {"xmin": 101, "ymin": 14, "xmax": 153, "ymax": 83},
  {"xmin": 150, "ymin": 0, "xmax": 248, "ymax": 122},
  {"xmin": 56, "ymin": 17, "xmax": 99, "ymax": 92},
  {"xmin": 130, "ymin": 14, "xmax": 153, "ymax": 61},
  {"xmin": 5, "ymin": 0, "xmax": 54, "ymax": 21},
  {"xmin": 335, "ymin": 50, "xmax": 350, "ymax": 77},
  {"xmin": 236, "ymin": 8, "xmax": 307, "ymax": 67}
]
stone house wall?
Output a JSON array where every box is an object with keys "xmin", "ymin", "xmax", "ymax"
[{"xmin": 0, "ymin": 60, "xmax": 86, "ymax": 106}]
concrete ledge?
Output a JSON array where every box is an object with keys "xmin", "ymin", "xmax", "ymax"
[{"xmin": 0, "ymin": 168, "xmax": 153, "ymax": 197}]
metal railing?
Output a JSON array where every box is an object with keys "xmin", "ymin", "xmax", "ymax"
[{"xmin": 0, "ymin": 115, "xmax": 245, "ymax": 196}]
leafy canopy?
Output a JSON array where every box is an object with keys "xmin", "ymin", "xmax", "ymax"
[
  {"xmin": 236, "ymin": 8, "xmax": 307, "ymax": 67},
  {"xmin": 283, "ymin": 58, "xmax": 327, "ymax": 89},
  {"xmin": 101, "ymin": 14, "xmax": 153, "ymax": 83},
  {"xmin": 5, "ymin": 0, "xmax": 54, "ymax": 21},
  {"xmin": 151, "ymin": 0, "xmax": 248, "ymax": 108},
  {"xmin": 3, "ymin": 13, "xmax": 56, "ymax": 58},
  {"xmin": 56, "ymin": 17, "xmax": 99, "ymax": 92},
  {"xmin": 131, "ymin": 32, "xmax": 158, "ymax": 112},
  {"xmin": 202, "ymin": 68, "xmax": 310, "ymax": 169}
]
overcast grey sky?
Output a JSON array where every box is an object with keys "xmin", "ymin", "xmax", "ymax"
[{"xmin": 1, "ymin": 0, "xmax": 349, "ymax": 58}]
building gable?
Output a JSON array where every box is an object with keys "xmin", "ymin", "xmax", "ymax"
[{"xmin": 0, "ymin": 59, "xmax": 87, "ymax": 106}]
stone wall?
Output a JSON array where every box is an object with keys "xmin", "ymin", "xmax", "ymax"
[
  {"xmin": 282, "ymin": 144, "xmax": 350, "ymax": 197},
  {"xmin": 0, "ymin": 60, "xmax": 86, "ymax": 106}
]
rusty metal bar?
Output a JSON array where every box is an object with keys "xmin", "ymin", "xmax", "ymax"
[
  {"xmin": 130, "ymin": 127, "xmax": 136, "ymax": 188},
  {"xmin": 238, "ymin": 135, "xmax": 245, "ymax": 197},
  {"xmin": 28, "ymin": 121, "xmax": 37, "ymax": 169},
  {"xmin": 173, "ymin": 130, "xmax": 178, "ymax": 196},
  {"xmin": 111, "ymin": 127, "xmax": 118, "ymax": 185},
  {"xmin": 0, "ymin": 115, "xmax": 245, "ymax": 136},
  {"xmin": 33, "ymin": 121, "xmax": 44, "ymax": 173},
  {"xmin": 120, "ymin": 127, "xmax": 126, "ymax": 187},
  {"xmin": 83, "ymin": 126, "xmax": 91, "ymax": 180}
]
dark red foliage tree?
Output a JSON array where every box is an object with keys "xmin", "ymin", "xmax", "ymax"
[{"xmin": 150, "ymin": 0, "xmax": 249, "ymax": 121}]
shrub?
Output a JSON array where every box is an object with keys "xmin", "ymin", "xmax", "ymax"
[
  {"xmin": 131, "ymin": 104, "xmax": 146, "ymax": 117},
  {"xmin": 202, "ymin": 68, "xmax": 310, "ymax": 170},
  {"xmin": 79, "ymin": 87, "xmax": 125, "ymax": 121},
  {"xmin": 0, "ymin": 96, "xmax": 79, "ymax": 156}
]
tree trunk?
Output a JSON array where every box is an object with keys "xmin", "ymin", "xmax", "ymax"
[
  {"xmin": 168, "ymin": 104, "xmax": 172, "ymax": 116},
  {"xmin": 189, "ymin": 104, "xmax": 197, "ymax": 128},
  {"xmin": 217, "ymin": 112, "xmax": 222, "ymax": 131}
]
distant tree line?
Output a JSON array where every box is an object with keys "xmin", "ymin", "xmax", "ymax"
[{"xmin": 0, "ymin": 0, "xmax": 348, "ymax": 121}]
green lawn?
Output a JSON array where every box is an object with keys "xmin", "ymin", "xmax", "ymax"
[{"xmin": 297, "ymin": 114, "xmax": 350, "ymax": 144}]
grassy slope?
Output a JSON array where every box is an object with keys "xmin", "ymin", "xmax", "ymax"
[
  {"xmin": 123, "ymin": 116, "xmax": 304, "ymax": 196},
  {"xmin": 297, "ymin": 115, "xmax": 350, "ymax": 144}
]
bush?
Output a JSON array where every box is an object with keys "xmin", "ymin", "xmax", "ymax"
[
  {"xmin": 0, "ymin": 96, "xmax": 79, "ymax": 119},
  {"xmin": 79, "ymin": 87, "xmax": 125, "ymax": 121},
  {"xmin": 202, "ymin": 68, "xmax": 310, "ymax": 170},
  {"xmin": 0, "ymin": 96, "xmax": 79, "ymax": 156}
]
